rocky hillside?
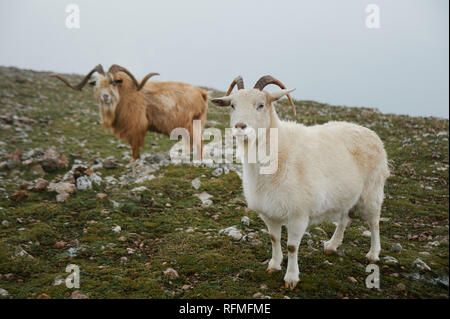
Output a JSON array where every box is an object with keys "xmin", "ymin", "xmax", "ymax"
[{"xmin": 0, "ymin": 66, "xmax": 448, "ymax": 299}]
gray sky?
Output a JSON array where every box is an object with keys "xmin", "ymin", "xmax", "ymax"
[{"xmin": 1, "ymin": 0, "xmax": 448, "ymax": 118}]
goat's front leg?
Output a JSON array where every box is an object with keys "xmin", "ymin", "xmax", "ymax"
[
  {"xmin": 284, "ymin": 218, "xmax": 308, "ymax": 290},
  {"xmin": 264, "ymin": 219, "xmax": 283, "ymax": 274}
]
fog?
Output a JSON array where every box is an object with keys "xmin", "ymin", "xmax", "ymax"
[{"xmin": 0, "ymin": 0, "xmax": 448, "ymax": 118}]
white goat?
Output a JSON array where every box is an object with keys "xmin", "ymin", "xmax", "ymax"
[{"xmin": 211, "ymin": 75, "xmax": 389, "ymax": 289}]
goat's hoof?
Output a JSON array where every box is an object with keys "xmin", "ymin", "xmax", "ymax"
[
  {"xmin": 324, "ymin": 248, "xmax": 337, "ymax": 255},
  {"xmin": 284, "ymin": 281, "xmax": 298, "ymax": 290},
  {"xmin": 266, "ymin": 268, "xmax": 278, "ymax": 275},
  {"xmin": 365, "ymin": 252, "xmax": 380, "ymax": 263},
  {"xmin": 323, "ymin": 241, "xmax": 337, "ymax": 255}
]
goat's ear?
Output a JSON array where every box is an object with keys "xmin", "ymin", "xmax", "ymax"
[
  {"xmin": 269, "ymin": 88, "xmax": 296, "ymax": 102},
  {"xmin": 210, "ymin": 96, "xmax": 232, "ymax": 107}
]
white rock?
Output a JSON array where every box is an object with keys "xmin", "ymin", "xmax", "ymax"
[
  {"xmin": 219, "ymin": 226, "xmax": 243, "ymax": 241},
  {"xmin": 241, "ymin": 216, "xmax": 250, "ymax": 226},
  {"xmin": 76, "ymin": 176, "xmax": 92, "ymax": 190},
  {"xmin": 135, "ymin": 174, "xmax": 155, "ymax": 184},
  {"xmin": 413, "ymin": 258, "xmax": 431, "ymax": 271},
  {"xmin": 0, "ymin": 288, "xmax": 9, "ymax": 297},
  {"xmin": 53, "ymin": 276, "xmax": 65, "ymax": 286},
  {"xmin": 191, "ymin": 178, "xmax": 201, "ymax": 190},
  {"xmin": 47, "ymin": 182, "xmax": 76, "ymax": 194},
  {"xmin": 104, "ymin": 176, "xmax": 118, "ymax": 185},
  {"xmin": 382, "ymin": 256, "xmax": 398, "ymax": 264},
  {"xmin": 131, "ymin": 186, "xmax": 148, "ymax": 193},
  {"xmin": 89, "ymin": 173, "xmax": 103, "ymax": 186},
  {"xmin": 195, "ymin": 192, "xmax": 213, "ymax": 206},
  {"xmin": 212, "ymin": 167, "xmax": 223, "ymax": 176},
  {"xmin": 1, "ymin": 220, "xmax": 10, "ymax": 227},
  {"xmin": 163, "ymin": 267, "xmax": 179, "ymax": 279},
  {"xmin": 362, "ymin": 230, "xmax": 372, "ymax": 238},
  {"xmin": 112, "ymin": 225, "xmax": 121, "ymax": 233},
  {"xmin": 391, "ymin": 243, "xmax": 402, "ymax": 253},
  {"xmin": 15, "ymin": 246, "xmax": 34, "ymax": 259}
]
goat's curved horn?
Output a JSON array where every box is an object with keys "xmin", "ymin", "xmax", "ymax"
[
  {"xmin": 108, "ymin": 64, "xmax": 140, "ymax": 89},
  {"xmin": 50, "ymin": 64, "xmax": 105, "ymax": 91},
  {"xmin": 225, "ymin": 75, "xmax": 245, "ymax": 96},
  {"xmin": 137, "ymin": 72, "xmax": 160, "ymax": 91},
  {"xmin": 108, "ymin": 65, "xmax": 158, "ymax": 91},
  {"xmin": 254, "ymin": 75, "xmax": 296, "ymax": 115}
]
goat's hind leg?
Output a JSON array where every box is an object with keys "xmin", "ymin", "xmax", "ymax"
[
  {"xmin": 359, "ymin": 185, "xmax": 384, "ymax": 263},
  {"xmin": 323, "ymin": 212, "xmax": 351, "ymax": 255}
]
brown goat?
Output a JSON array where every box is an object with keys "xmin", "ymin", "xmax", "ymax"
[{"xmin": 51, "ymin": 64, "xmax": 208, "ymax": 161}]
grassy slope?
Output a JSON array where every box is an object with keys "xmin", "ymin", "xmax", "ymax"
[{"xmin": 0, "ymin": 66, "xmax": 448, "ymax": 299}]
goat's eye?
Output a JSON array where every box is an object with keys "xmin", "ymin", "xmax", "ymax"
[
  {"xmin": 89, "ymin": 81, "xmax": 96, "ymax": 86},
  {"xmin": 230, "ymin": 104, "xmax": 235, "ymax": 110},
  {"xmin": 111, "ymin": 79, "xmax": 122, "ymax": 86},
  {"xmin": 257, "ymin": 103, "xmax": 264, "ymax": 111}
]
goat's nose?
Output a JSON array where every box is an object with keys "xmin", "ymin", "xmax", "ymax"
[
  {"xmin": 235, "ymin": 122, "xmax": 247, "ymax": 130},
  {"xmin": 102, "ymin": 94, "xmax": 109, "ymax": 101}
]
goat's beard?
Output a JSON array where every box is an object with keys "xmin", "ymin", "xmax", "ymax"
[{"xmin": 99, "ymin": 102, "xmax": 117, "ymax": 129}]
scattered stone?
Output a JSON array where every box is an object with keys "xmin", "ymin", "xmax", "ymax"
[
  {"xmin": 0, "ymin": 288, "xmax": 9, "ymax": 297},
  {"xmin": 195, "ymin": 192, "xmax": 213, "ymax": 206},
  {"xmin": 418, "ymin": 251, "xmax": 431, "ymax": 256},
  {"xmin": 163, "ymin": 267, "xmax": 179, "ymax": 279},
  {"xmin": 219, "ymin": 226, "xmax": 243, "ymax": 241},
  {"xmin": 56, "ymin": 192, "xmax": 70, "ymax": 203},
  {"xmin": 89, "ymin": 173, "xmax": 103, "ymax": 186},
  {"xmin": 76, "ymin": 176, "xmax": 92, "ymax": 190},
  {"xmin": 191, "ymin": 178, "xmax": 201, "ymax": 190},
  {"xmin": 40, "ymin": 147, "xmax": 60, "ymax": 172},
  {"xmin": 211, "ymin": 167, "xmax": 223, "ymax": 176},
  {"xmin": 362, "ymin": 230, "xmax": 371, "ymax": 238},
  {"xmin": 103, "ymin": 158, "xmax": 119, "ymax": 169},
  {"xmin": 241, "ymin": 216, "xmax": 250, "ymax": 226},
  {"xmin": 2, "ymin": 220, "xmax": 10, "ymax": 227},
  {"xmin": 53, "ymin": 276, "xmax": 64, "ymax": 286},
  {"xmin": 58, "ymin": 154, "xmax": 68, "ymax": 169},
  {"xmin": 33, "ymin": 178, "xmax": 49, "ymax": 191},
  {"xmin": 120, "ymin": 256, "xmax": 128, "ymax": 263},
  {"xmin": 47, "ymin": 182, "xmax": 76, "ymax": 194},
  {"xmin": 348, "ymin": 276, "xmax": 358, "ymax": 283},
  {"xmin": 382, "ymin": 256, "xmax": 398, "ymax": 265},
  {"xmin": 391, "ymin": 243, "xmax": 403, "ymax": 253},
  {"xmin": 37, "ymin": 293, "xmax": 51, "ymax": 299},
  {"xmin": 431, "ymin": 276, "xmax": 449, "ymax": 288},
  {"xmin": 96, "ymin": 193, "xmax": 107, "ymax": 199},
  {"xmin": 412, "ymin": 258, "xmax": 431, "ymax": 271},
  {"xmin": 131, "ymin": 186, "xmax": 148, "ymax": 193},
  {"xmin": 54, "ymin": 241, "xmax": 66, "ymax": 249},
  {"xmin": 15, "ymin": 246, "xmax": 34, "ymax": 259},
  {"xmin": 252, "ymin": 292, "xmax": 264, "ymax": 299},
  {"xmin": 112, "ymin": 225, "xmax": 121, "ymax": 233},
  {"xmin": 71, "ymin": 290, "xmax": 89, "ymax": 299},
  {"xmin": 31, "ymin": 164, "xmax": 45, "ymax": 175},
  {"xmin": 118, "ymin": 236, "xmax": 126, "ymax": 242},
  {"xmin": 10, "ymin": 189, "xmax": 28, "ymax": 202},
  {"xmin": 396, "ymin": 283, "xmax": 406, "ymax": 291}
]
